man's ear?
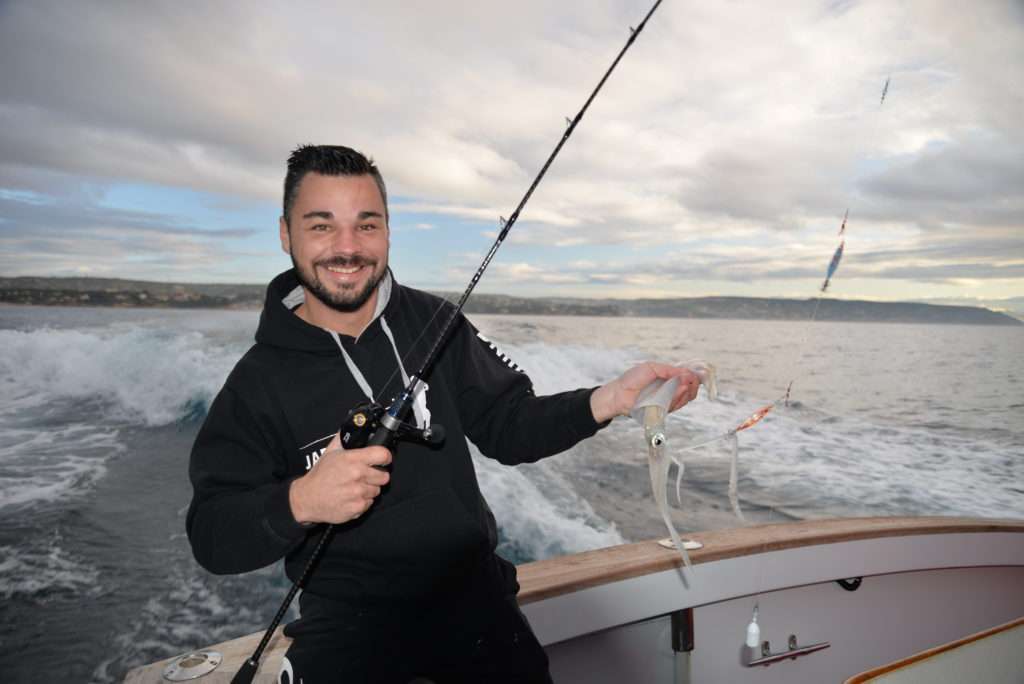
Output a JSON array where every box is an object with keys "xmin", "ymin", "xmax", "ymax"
[{"xmin": 279, "ymin": 216, "xmax": 291, "ymax": 254}]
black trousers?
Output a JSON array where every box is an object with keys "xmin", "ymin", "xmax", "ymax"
[{"xmin": 281, "ymin": 579, "xmax": 553, "ymax": 684}]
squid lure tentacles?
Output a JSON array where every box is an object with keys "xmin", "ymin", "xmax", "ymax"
[{"xmin": 630, "ymin": 363, "xmax": 718, "ymax": 567}]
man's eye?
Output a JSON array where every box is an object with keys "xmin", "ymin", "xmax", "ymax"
[
  {"xmin": 311, "ymin": 224, "xmax": 330, "ymax": 231},
  {"xmin": 358, "ymin": 224, "xmax": 378, "ymax": 232}
]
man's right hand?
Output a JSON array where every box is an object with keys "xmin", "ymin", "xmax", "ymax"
[{"xmin": 288, "ymin": 434, "xmax": 392, "ymax": 525}]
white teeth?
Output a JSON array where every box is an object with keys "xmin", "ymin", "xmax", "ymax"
[{"xmin": 326, "ymin": 265, "xmax": 360, "ymax": 274}]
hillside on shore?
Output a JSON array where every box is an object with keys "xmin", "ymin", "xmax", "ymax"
[{"xmin": 1, "ymin": 276, "xmax": 1020, "ymax": 326}]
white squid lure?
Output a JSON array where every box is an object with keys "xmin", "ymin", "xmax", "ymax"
[{"xmin": 630, "ymin": 362, "xmax": 719, "ymax": 567}]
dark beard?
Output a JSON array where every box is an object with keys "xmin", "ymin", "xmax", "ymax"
[{"xmin": 291, "ymin": 254, "xmax": 386, "ymax": 314}]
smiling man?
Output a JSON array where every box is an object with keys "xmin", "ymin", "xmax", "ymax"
[
  {"xmin": 187, "ymin": 145, "xmax": 701, "ymax": 683},
  {"xmin": 281, "ymin": 169, "xmax": 391, "ymax": 335}
]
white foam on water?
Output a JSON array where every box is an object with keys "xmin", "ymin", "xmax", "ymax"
[
  {"xmin": 489, "ymin": 336, "xmax": 1024, "ymax": 525},
  {"xmin": 0, "ymin": 324, "xmax": 242, "ymax": 512},
  {"xmin": 0, "ymin": 326, "xmax": 240, "ymax": 427},
  {"xmin": 0, "ymin": 532, "xmax": 102, "ymax": 601},
  {"xmin": 464, "ymin": 341, "xmax": 635, "ymax": 562},
  {"xmin": 91, "ymin": 561, "xmax": 293, "ymax": 684},
  {"xmin": 669, "ymin": 391, "xmax": 1024, "ymax": 521},
  {"xmin": 0, "ymin": 424, "xmax": 122, "ymax": 510},
  {"xmin": 472, "ymin": 447, "xmax": 624, "ymax": 562}
]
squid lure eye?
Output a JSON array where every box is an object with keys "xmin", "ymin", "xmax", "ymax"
[{"xmin": 651, "ymin": 433, "xmax": 666, "ymax": 448}]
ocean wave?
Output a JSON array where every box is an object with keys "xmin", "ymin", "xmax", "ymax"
[
  {"xmin": 468, "ymin": 335, "xmax": 1024, "ymax": 529},
  {"xmin": 0, "ymin": 326, "xmax": 241, "ymax": 427},
  {"xmin": 472, "ymin": 447, "xmax": 624, "ymax": 563},
  {"xmin": 680, "ymin": 402, "xmax": 1024, "ymax": 521},
  {"xmin": 0, "ymin": 532, "xmax": 102, "ymax": 602},
  {"xmin": 0, "ymin": 424, "xmax": 122, "ymax": 511},
  {"xmin": 91, "ymin": 561, "xmax": 292, "ymax": 684}
]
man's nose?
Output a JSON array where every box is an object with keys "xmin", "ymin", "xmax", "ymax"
[{"xmin": 330, "ymin": 226, "xmax": 359, "ymax": 254}]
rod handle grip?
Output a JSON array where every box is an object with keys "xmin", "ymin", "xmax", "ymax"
[
  {"xmin": 231, "ymin": 658, "xmax": 258, "ymax": 684},
  {"xmin": 368, "ymin": 426, "xmax": 395, "ymax": 448}
]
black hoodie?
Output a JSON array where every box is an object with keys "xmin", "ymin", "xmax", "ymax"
[{"xmin": 187, "ymin": 270, "xmax": 606, "ymax": 603}]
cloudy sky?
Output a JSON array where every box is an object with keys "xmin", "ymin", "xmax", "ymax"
[{"xmin": 1, "ymin": 0, "xmax": 1022, "ymax": 307}]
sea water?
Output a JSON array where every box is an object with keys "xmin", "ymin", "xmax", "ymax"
[{"xmin": 0, "ymin": 305, "xmax": 1021, "ymax": 683}]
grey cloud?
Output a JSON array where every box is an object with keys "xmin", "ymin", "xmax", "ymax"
[
  {"xmin": 858, "ymin": 135, "xmax": 1024, "ymax": 229},
  {"xmin": 867, "ymin": 262, "xmax": 1024, "ymax": 283},
  {"xmin": 0, "ymin": 0, "xmax": 1021, "ymax": 294},
  {"xmin": 854, "ymin": 234, "xmax": 1024, "ymax": 265}
]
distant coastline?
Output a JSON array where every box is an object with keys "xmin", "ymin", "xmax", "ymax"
[{"xmin": 1, "ymin": 275, "xmax": 1020, "ymax": 326}]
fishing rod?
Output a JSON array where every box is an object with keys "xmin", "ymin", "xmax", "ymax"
[{"xmin": 232, "ymin": 1, "xmax": 664, "ymax": 680}]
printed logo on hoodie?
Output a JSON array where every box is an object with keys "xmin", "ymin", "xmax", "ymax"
[{"xmin": 298, "ymin": 433, "xmax": 335, "ymax": 471}]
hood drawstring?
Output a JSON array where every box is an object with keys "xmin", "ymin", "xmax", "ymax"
[
  {"xmin": 326, "ymin": 320, "xmax": 429, "ymax": 430},
  {"xmin": 380, "ymin": 316, "xmax": 431, "ymax": 430},
  {"xmin": 328, "ymin": 330, "xmax": 376, "ymax": 402},
  {"xmin": 320, "ymin": 273, "xmax": 430, "ymax": 431}
]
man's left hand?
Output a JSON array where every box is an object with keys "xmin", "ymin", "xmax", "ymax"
[{"xmin": 590, "ymin": 362, "xmax": 702, "ymax": 424}]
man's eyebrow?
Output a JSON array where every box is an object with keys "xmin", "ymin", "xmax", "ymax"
[{"xmin": 300, "ymin": 210, "xmax": 383, "ymax": 221}]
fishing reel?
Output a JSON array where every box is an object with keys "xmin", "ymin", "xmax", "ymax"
[{"xmin": 340, "ymin": 401, "xmax": 445, "ymax": 452}]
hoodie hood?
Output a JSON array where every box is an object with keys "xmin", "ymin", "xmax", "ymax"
[{"xmin": 255, "ymin": 268, "xmax": 396, "ymax": 354}]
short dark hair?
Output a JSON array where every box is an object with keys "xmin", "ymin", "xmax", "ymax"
[{"xmin": 282, "ymin": 145, "xmax": 388, "ymax": 224}]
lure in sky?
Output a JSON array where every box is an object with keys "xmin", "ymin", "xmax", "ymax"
[
  {"xmin": 821, "ymin": 240, "xmax": 845, "ymax": 293},
  {"xmin": 881, "ymin": 76, "xmax": 891, "ymax": 104}
]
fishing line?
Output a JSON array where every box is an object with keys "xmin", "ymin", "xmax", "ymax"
[
  {"xmin": 732, "ymin": 77, "xmax": 892, "ymax": 657},
  {"xmin": 771, "ymin": 77, "xmax": 892, "ymax": 411},
  {"xmin": 667, "ymin": 76, "xmax": 893, "ymax": 521},
  {"xmin": 368, "ymin": 294, "xmax": 458, "ymax": 406}
]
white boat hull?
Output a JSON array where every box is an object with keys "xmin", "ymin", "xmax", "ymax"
[{"xmin": 125, "ymin": 518, "xmax": 1024, "ymax": 683}]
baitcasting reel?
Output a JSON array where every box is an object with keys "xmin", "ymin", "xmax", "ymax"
[{"xmin": 340, "ymin": 401, "xmax": 444, "ymax": 453}]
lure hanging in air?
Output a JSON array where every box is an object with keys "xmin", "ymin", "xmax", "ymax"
[
  {"xmin": 631, "ymin": 363, "xmax": 717, "ymax": 568},
  {"xmin": 821, "ymin": 240, "xmax": 845, "ymax": 293}
]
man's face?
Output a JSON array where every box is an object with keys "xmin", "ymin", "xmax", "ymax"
[{"xmin": 280, "ymin": 173, "xmax": 389, "ymax": 315}]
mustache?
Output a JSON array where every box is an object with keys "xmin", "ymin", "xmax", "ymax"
[{"xmin": 315, "ymin": 255, "xmax": 377, "ymax": 269}]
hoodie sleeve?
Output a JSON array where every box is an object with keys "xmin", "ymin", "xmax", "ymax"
[
  {"xmin": 450, "ymin": 319, "xmax": 610, "ymax": 465},
  {"xmin": 186, "ymin": 379, "xmax": 309, "ymax": 575}
]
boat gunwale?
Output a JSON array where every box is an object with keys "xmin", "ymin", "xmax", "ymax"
[{"xmin": 516, "ymin": 516, "xmax": 1024, "ymax": 604}]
